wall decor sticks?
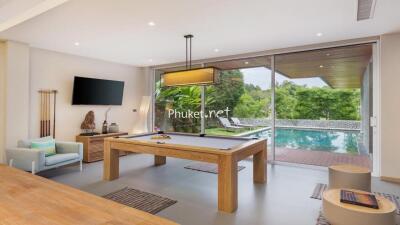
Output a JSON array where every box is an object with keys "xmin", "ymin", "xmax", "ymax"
[{"xmin": 39, "ymin": 90, "xmax": 57, "ymax": 138}]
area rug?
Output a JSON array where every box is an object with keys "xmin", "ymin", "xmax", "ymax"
[
  {"xmin": 103, "ymin": 187, "xmax": 177, "ymax": 214},
  {"xmin": 311, "ymin": 183, "xmax": 328, "ymax": 200},
  {"xmin": 316, "ymin": 212, "xmax": 330, "ymax": 225},
  {"xmin": 184, "ymin": 162, "xmax": 245, "ymax": 174},
  {"xmin": 311, "ymin": 183, "xmax": 400, "ymax": 215}
]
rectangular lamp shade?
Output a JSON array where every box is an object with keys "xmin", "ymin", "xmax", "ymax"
[{"xmin": 162, "ymin": 67, "xmax": 220, "ymax": 87}]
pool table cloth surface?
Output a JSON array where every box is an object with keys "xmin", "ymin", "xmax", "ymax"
[{"xmin": 122, "ymin": 133, "xmax": 251, "ymax": 150}]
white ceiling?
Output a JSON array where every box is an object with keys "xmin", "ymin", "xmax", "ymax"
[
  {"xmin": 0, "ymin": 0, "xmax": 399, "ymax": 67},
  {"xmin": 0, "ymin": 0, "xmax": 45, "ymax": 23},
  {"xmin": 0, "ymin": 0, "xmax": 68, "ymax": 32}
]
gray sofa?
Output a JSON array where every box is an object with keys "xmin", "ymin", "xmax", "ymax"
[{"xmin": 6, "ymin": 136, "xmax": 83, "ymax": 174}]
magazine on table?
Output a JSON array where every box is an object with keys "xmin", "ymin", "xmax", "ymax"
[{"xmin": 340, "ymin": 190, "xmax": 379, "ymax": 209}]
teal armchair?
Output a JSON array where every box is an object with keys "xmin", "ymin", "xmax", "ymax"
[{"xmin": 6, "ymin": 136, "xmax": 83, "ymax": 174}]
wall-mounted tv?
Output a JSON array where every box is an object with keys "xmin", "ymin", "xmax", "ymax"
[{"xmin": 72, "ymin": 76, "xmax": 124, "ymax": 105}]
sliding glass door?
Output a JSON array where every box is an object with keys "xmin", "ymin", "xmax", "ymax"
[
  {"xmin": 152, "ymin": 43, "xmax": 376, "ymax": 170},
  {"xmin": 202, "ymin": 57, "xmax": 273, "ymax": 154},
  {"xmin": 273, "ymin": 44, "xmax": 373, "ymax": 168}
]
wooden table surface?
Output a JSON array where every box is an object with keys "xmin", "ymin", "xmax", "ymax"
[{"xmin": 0, "ymin": 164, "xmax": 178, "ymax": 225}]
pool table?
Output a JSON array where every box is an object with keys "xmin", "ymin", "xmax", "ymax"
[{"xmin": 103, "ymin": 132, "xmax": 267, "ymax": 213}]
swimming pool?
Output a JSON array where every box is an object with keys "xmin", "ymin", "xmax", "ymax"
[{"xmin": 247, "ymin": 128, "xmax": 360, "ymax": 154}]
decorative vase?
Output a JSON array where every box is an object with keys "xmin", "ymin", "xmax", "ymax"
[
  {"xmin": 109, "ymin": 123, "xmax": 119, "ymax": 133},
  {"xmin": 102, "ymin": 120, "xmax": 108, "ymax": 134}
]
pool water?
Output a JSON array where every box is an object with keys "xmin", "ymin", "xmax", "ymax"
[{"xmin": 248, "ymin": 128, "xmax": 360, "ymax": 154}]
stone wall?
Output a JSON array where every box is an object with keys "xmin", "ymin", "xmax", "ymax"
[{"xmin": 237, "ymin": 118, "xmax": 360, "ymax": 130}]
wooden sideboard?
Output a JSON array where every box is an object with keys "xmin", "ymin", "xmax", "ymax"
[{"xmin": 76, "ymin": 132, "xmax": 128, "ymax": 163}]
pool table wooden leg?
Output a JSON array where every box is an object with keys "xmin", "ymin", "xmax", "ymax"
[
  {"xmin": 253, "ymin": 148, "xmax": 266, "ymax": 183},
  {"xmin": 154, "ymin": 155, "xmax": 166, "ymax": 166},
  {"xmin": 103, "ymin": 140, "xmax": 120, "ymax": 181},
  {"xmin": 218, "ymin": 155, "xmax": 238, "ymax": 213}
]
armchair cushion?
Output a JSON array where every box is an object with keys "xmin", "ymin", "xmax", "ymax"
[
  {"xmin": 45, "ymin": 153, "xmax": 80, "ymax": 166},
  {"xmin": 55, "ymin": 141, "xmax": 83, "ymax": 160}
]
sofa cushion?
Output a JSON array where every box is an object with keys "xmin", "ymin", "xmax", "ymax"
[
  {"xmin": 31, "ymin": 139, "xmax": 56, "ymax": 157},
  {"xmin": 18, "ymin": 136, "xmax": 53, "ymax": 148},
  {"xmin": 45, "ymin": 153, "xmax": 80, "ymax": 166}
]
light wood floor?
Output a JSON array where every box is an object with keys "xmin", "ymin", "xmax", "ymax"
[{"xmin": 40, "ymin": 154, "xmax": 400, "ymax": 225}]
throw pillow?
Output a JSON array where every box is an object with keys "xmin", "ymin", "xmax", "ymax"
[{"xmin": 31, "ymin": 139, "xmax": 56, "ymax": 157}]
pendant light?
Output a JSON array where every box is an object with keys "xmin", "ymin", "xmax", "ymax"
[{"xmin": 162, "ymin": 34, "xmax": 220, "ymax": 87}]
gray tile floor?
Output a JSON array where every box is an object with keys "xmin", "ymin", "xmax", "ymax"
[{"xmin": 40, "ymin": 154, "xmax": 400, "ymax": 225}]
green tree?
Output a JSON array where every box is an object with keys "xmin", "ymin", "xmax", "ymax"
[
  {"xmin": 207, "ymin": 70, "xmax": 245, "ymax": 114},
  {"xmin": 275, "ymin": 81, "xmax": 299, "ymax": 119},
  {"xmin": 155, "ymin": 84, "xmax": 202, "ymax": 132},
  {"xmin": 233, "ymin": 93, "xmax": 267, "ymax": 118},
  {"xmin": 274, "ymin": 81, "xmax": 360, "ymax": 120}
]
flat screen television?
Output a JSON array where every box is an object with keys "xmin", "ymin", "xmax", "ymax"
[{"xmin": 72, "ymin": 76, "xmax": 124, "ymax": 105}]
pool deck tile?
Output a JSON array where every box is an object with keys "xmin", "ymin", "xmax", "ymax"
[{"xmin": 270, "ymin": 148, "xmax": 372, "ymax": 168}]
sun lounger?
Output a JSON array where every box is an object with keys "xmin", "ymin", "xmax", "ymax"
[
  {"xmin": 231, "ymin": 117, "xmax": 256, "ymax": 128},
  {"xmin": 217, "ymin": 117, "xmax": 242, "ymax": 131}
]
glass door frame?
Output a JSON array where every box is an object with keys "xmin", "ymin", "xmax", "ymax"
[{"xmin": 271, "ymin": 55, "xmax": 276, "ymax": 162}]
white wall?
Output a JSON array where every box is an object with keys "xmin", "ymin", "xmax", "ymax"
[
  {"xmin": 0, "ymin": 41, "xmax": 30, "ymax": 162},
  {"xmin": 380, "ymin": 33, "xmax": 400, "ymax": 179},
  {"xmin": 0, "ymin": 42, "xmax": 6, "ymax": 162},
  {"xmin": 29, "ymin": 48, "xmax": 148, "ymax": 141},
  {"xmin": 5, "ymin": 41, "xmax": 30, "ymax": 148}
]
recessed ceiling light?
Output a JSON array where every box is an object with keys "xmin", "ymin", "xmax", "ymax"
[
  {"xmin": 74, "ymin": 42, "xmax": 80, "ymax": 46},
  {"xmin": 319, "ymin": 65, "xmax": 324, "ymax": 68},
  {"xmin": 148, "ymin": 21, "xmax": 156, "ymax": 26},
  {"xmin": 214, "ymin": 48, "xmax": 219, "ymax": 52},
  {"xmin": 244, "ymin": 61, "xmax": 249, "ymax": 65},
  {"xmin": 316, "ymin": 32, "xmax": 323, "ymax": 37}
]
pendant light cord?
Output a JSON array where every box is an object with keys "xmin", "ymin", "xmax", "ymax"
[
  {"xmin": 186, "ymin": 37, "xmax": 188, "ymax": 69},
  {"xmin": 189, "ymin": 36, "xmax": 192, "ymax": 69},
  {"xmin": 184, "ymin": 34, "xmax": 194, "ymax": 70}
]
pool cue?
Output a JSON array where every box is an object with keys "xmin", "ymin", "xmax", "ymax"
[
  {"xmin": 40, "ymin": 92, "xmax": 43, "ymax": 137},
  {"xmin": 53, "ymin": 90, "xmax": 57, "ymax": 138},
  {"xmin": 48, "ymin": 91, "xmax": 51, "ymax": 137},
  {"xmin": 47, "ymin": 91, "xmax": 51, "ymax": 136},
  {"xmin": 45, "ymin": 91, "xmax": 47, "ymax": 136},
  {"xmin": 44, "ymin": 91, "xmax": 47, "ymax": 136},
  {"xmin": 43, "ymin": 91, "xmax": 45, "ymax": 137},
  {"xmin": 45, "ymin": 92, "xmax": 47, "ymax": 136},
  {"xmin": 48, "ymin": 91, "xmax": 50, "ymax": 136}
]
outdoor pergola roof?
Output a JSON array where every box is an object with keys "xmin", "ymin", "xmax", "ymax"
[
  {"xmin": 159, "ymin": 44, "xmax": 372, "ymax": 89},
  {"xmin": 274, "ymin": 44, "xmax": 372, "ymax": 89},
  {"xmin": 206, "ymin": 56, "xmax": 272, "ymax": 71}
]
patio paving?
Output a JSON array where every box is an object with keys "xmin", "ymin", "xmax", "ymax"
[{"xmin": 268, "ymin": 147, "xmax": 372, "ymax": 169}]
